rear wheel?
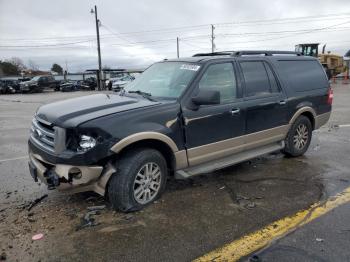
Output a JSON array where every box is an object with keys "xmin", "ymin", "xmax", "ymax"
[
  {"xmin": 108, "ymin": 148, "xmax": 167, "ymax": 212},
  {"xmin": 283, "ymin": 115, "xmax": 312, "ymax": 157}
]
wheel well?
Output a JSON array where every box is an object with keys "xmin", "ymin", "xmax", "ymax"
[
  {"xmin": 300, "ymin": 111, "xmax": 315, "ymax": 130},
  {"xmin": 116, "ymin": 139, "xmax": 176, "ymax": 173}
]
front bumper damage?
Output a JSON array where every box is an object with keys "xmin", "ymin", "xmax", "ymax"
[{"xmin": 28, "ymin": 151, "xmax": 115, "ymax": 196}]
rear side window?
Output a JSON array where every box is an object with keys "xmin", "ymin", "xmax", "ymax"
[
  {"xmin": 277, "ymin": 60, "xmax": 328, "ymax": 92},
  {"xmin": 240, "ymin": 61, "xmax": 279, "ymax": 97}
]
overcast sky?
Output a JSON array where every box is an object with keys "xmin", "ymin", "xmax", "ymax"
[{"xmin": 0, "ymin": 0, "xmax": 350, "ymax": 72}]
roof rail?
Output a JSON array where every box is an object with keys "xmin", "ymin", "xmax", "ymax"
[
  {"xmin": 192, "ymin": 50, "xmax": 302, "ymax": 57},
  {"xmin": 192, "ymin": 51, "xmax": 234, "ymax": 57},
  {"xmin": 232, "ymin": 50, "xmax": 302, "ymax": 56}
]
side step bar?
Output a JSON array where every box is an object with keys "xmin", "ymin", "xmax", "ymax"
[{"xmin": 175, "ymin": 141, "xmax": 284, "ymax": 179}]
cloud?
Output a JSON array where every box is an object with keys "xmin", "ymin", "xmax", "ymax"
[{"xmin": 1, "ymin": 0, "xmax": 350, "ymax": 71}]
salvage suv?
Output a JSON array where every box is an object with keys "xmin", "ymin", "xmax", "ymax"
[
  {"xmin": 20, "ymin": 75, "xmax": 60, "ymax": 93},
  {"xmin": 28, "ymin": 50, "xmax": 332, "ymax": 212}
]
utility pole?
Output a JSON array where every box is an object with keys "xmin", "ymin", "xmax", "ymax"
[
  {"xmin": 211, "ymin": 24, "xmax": 215, "ymax": 53},
  {"xmin": 64, "ymin": 60, "xmax": 68, "ymax": 81},
  {"xmin": 176, "ymin": 37, "xmax": 180, "ymax": 58},
  {"xmin": 91, "ymin": 5, "xmax": 103, "ymax": 90}
]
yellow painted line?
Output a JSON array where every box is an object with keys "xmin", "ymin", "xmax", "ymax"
[{"xmin": 194, "ymin": 186, "xmax": 350, "ymax": 262}]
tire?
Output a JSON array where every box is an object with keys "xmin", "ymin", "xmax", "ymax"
[
  {"xmin": 283, "ymin": 115, "xmax": 312, "ymax": 157},
  {"xmin": 108, "ymin": 148, "xmax": 168, "ymax": 212}
]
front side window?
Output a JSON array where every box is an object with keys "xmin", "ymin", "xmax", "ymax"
[
  {"xmin": 124, "ymin": 62, "xmax": 199, "ymax": 98},
  {"xmin": 198, "ymin": 63, "xmax": 237, "ymax": 103},
  {"xmin": 240, "ymin": 61, "xmax": 279, "ymax": 97}
]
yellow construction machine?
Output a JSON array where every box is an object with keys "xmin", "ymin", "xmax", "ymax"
[{"xmin": 295, "ymin": 43, "xmax": 346, "ymax": 78}]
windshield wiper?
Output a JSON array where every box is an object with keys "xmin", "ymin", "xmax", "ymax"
[{"xmin": 128, "ymin": 90, "xmax": 157, "ymax": 101}]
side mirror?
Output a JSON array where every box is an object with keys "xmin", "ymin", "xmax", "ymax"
[{"xmin": 192, "ymin": 89, "xmax": 220, "ymax": 106}]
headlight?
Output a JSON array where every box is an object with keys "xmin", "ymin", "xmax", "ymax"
[{"xmin": 78, "ymin": 135, "xmax": 96, "ymax": 151}]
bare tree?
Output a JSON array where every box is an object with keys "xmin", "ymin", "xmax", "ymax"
[
  {"xmin": 28, "ymin": 59, "xmax": 39, "ymax": 71},
  {"xmin": 8, "ymin": 57, "xmax": 26, "ymax": 71}
]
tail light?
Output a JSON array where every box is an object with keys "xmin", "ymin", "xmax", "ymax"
[{"xmin": 327, "ymin": 88, "xmax": 333, "ymax": 105}]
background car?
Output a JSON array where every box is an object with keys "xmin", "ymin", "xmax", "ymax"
[
  {"xmin": 111, "ymin": 75, "xmax": 135, "ymax": 91},
  {"xmin": 59, "ymin": 80, "xmax": 81, "ymax": 92},
  {"xmin": 80, "ymin": 77, "xmax": 97, "ymax": 90},
  {"xmin": 0, "ymin": 79, "xmax": 21, "ymax": 94},
  {"xmin": 20, "ymin": 75, "xmax": 60, "ymax": 93}
]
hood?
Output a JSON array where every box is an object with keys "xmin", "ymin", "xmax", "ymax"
[
  {"xmin": 36, "ymin": 94, "xmax": 161, "ymax": 127},
  {"xmin": 21, "ymin": 80, "xmax": 36, "ymax": 85}
]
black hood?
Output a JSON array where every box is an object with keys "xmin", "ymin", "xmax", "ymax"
[
  {"xmin": 36, "ymin": 94, "xmax": 160, "ymax": 127},
  {"xmin": 21, "ymin": 79, "xmax": 37, "ymax": 85}
]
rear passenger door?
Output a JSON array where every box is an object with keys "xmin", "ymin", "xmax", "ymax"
[{"xmin": 238, "ymin": 60, "xmax": 288, "ymax": 147}]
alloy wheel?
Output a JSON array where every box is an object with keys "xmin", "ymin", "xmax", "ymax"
[
  {"xmin": 293, "ymin": 123, "xmax": 309, "ymax": 150},
  {"xmin": 133, "ymin": 162, "xmax": 162, "ymax": 204}
]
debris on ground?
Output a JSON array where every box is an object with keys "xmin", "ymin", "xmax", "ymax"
[
  {"xmin": 5, "ymin": 192, "xmax": 12, "ymax": 199},
  {"xmin": 338, "ymin": 229, "xmax": 350, "ymax": 234},
  {"xmin": 32, "ymin": 233, "xmax": 44, "ymax": 241},
  {"xmin": 313, "ymin": 144, "xmax": 321, "ymax": 151},
  {"xmin": 122, "ymin": 214, "xmax": 134, "ymax": 221},
  {"xmin": 86, "ymin": 205, "xmax": 106, "ymax": 211},
  {"xmin": 85, "ymin": 195, "xmax": 105, "ymax": 203},
  {"xmin": 76, "ymin": 210, "xmax": 101, "ymax": 231},
  {"xmin": 245, "ymin": 202, "xmax": 257, "ymax": 209},
  {"xmin": 0, "ymin": 252, "xmax": 6, "ymax": 261},
  {"xmin": 316, "ymin": 238, "xmax": 324, "ymax": 242},
  {"xmin": 219, "ymin": 186, "xmax": 225, "ymax": 190},
  {"xmin": 236, "ymin": 195, "xmax": 250, "ymax": 201},
  {"xmin": 27, "ymin": 194, "xmax": 48, "ymax": 211},
  {"xmin": 64, "ymin": 209, "xmax": 79, "ymax": 220},
  {"xmin": 249, "ymin": 255, "xmax": 261, "ymax": 262},
  {"xmin": 27, "ymin": 216, "xmax": 36, "ymax": 223}
]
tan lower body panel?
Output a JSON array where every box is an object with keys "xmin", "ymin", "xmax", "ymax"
[
  {"xmin": 315, "ymin": 111, "xmax": 331, "ymax": 129},
  {"xmin": 187, "ymin": 125, "xmax": 289, "ymax": 166}
]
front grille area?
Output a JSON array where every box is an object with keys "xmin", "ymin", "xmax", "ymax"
[{"xmin": 30, "ymin": 118, "xmax": 56, "ymax": 152}]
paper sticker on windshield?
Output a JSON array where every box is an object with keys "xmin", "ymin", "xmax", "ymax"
[{"xmin": 180, "ymin": 64, "xmax": 200, "ymax": 71}]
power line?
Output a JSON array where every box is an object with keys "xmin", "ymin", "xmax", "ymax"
[
  {"xmin": 0, "ymin": 39, "xmax": 94, "ymax": 48},
  {"xmin": 3, "ymin": 20, "xmax": 348, "ymax": 49},
  {"xmin": 215, "ymin": 12, "xmax": 350, "ymax": 27},
  {"xmin": 2, "ymin": 11, "xmax": 350, "ymax": 42},
  {"xmin": 215, "ymin": 20, "xmax": 350, "ymax": 46},
  {"xmin": 217, "ymin": 27, "xmax": 350, "ymax": 37}
]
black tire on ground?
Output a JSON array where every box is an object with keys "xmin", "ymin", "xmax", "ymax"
[
  {"xmin": 283, "ymin": 115, "xmax": 312, "ymax": 157},
  {"xmin": 108, "ymin": 148, "xmax": 168, "ymax": 212}
]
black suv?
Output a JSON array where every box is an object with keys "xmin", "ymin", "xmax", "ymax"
[
  {"xmin": 28, "ymin": 51, "xmax": 332, "ymax": 211},
  {"xmin": 20, "ymin": 75, "xmax": 60, "ymax": 93}
]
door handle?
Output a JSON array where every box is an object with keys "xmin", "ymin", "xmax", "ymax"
[
  {"xmin": 278, "ymin": 100, "xmax": 287, "ymax": 105},
  {"xmin": 231, "ymin": 108, "xmax": 240, "ymax": 115}
]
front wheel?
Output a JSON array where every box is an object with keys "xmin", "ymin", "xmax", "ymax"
[
  {"xmin": 283, "ymin": 115, "xmax": 312, "ymax": 157},
  {"xmin": 108, "ymin": 148, "xmax": 167, "ymax": 212}
]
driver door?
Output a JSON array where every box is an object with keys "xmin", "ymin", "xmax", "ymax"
[{"xmin": 182, "ymin": 62, "xmax": 246, "ymax": 166}]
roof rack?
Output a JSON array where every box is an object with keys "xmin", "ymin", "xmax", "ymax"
[
  {"xmin": 192, "ymin": 50, "xmax": 302, "ymax": 57},
  {"xmin": 192, "ymin": 51, "xmax": 234, "ymax": 57},
  {"xmin": 232, "ymin": 50, "xmax": 302, "ymax": 56}
]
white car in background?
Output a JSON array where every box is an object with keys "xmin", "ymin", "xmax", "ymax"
[{"xmin": 111, "ymin": 75, "xmax": 135, "ymax": 91}]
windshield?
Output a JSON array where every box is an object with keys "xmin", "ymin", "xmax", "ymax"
[
  {"xmin": 31, "ymin": 76, "xmax": 41, "ymax": 81},
  {"xmin": 124, "ymin": 62, "xmax": 200, "ymax": 98}
]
